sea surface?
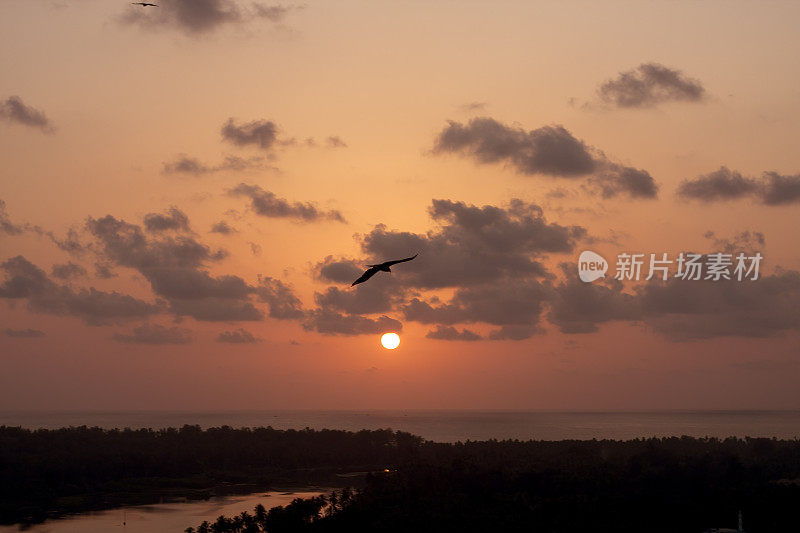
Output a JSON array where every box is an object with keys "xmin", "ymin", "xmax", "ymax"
[
  {"xmin": 2, "ymin": 410, "xmax": 799, "ymax": 441},
  {"xmin": 0, "ymin": 490, "xmax": 327, "ymax": 533}
]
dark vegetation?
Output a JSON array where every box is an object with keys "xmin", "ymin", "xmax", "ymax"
[{"xmin": 2, "ymin": 426, "xmax": 800, "ymax": 532}]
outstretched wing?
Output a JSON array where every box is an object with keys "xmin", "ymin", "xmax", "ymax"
[
  {"xmin": 351, "ymin": 266, "xmax": 380, "ymax": 286},
  {"xmin": 383, "ymin": 253, "xmax": 418, "ymax": 267}
]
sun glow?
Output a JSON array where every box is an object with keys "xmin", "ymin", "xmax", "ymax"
[{"xmin": 380, "ymin": 333, "xmax": 400, "ymax": 350}]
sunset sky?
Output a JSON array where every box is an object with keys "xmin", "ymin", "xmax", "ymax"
[{"xmin": 1, "ymin": 0, "xmax": 799, "ymax": 411}]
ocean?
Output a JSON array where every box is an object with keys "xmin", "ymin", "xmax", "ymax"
[{"xmin": 1, "ymin": 410, "xmax": 799, "ymax": 442}]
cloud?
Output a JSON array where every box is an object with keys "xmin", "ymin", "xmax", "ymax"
[
  {"xmin": 315, "ymin": 256, "xmax": 363, "ymax": 284},
  {"xmin": 303, "ymin": 310, "xmax": 402, "ymax": 336},
  {"xmin": 228, "ymin": 183, "xmax": 346, "ymax": 223},
  {"xmin": 0, "ymin": 96, "xmax": 54, "ymax": 133},
  {"xmin": 703, "ymin": 230, "xmax": 765, "ymax": 255},
  {"xmin": 401, "ymin": 279, "xmax": 550, "ymax": 327},
  {"xmin": 677, "ymin": 167, "xmax": 800, "ymax": 205},
  {"xmin": 359, "ymin": 199, "xmax": 582, "ymax": 288},
  {"xmin": 546, "ymin": 262, "xmax": 800, "ymax": 341},
  {"xmin": 0, "ymin": 256, "xmax": 159, "ymax": 325},
  {"xmin": 169, "ymin": 298, "xmax": 264, "ymax": 321},
  {"xmin": 590, "ymin": 163, "xmax": 659, "ymax": 199},
  {"xmin": 5, "ymin": 328, "xmax": 45, "ymax": 338},
  {"xmin": 221, "ymin": 118, "xmax": 280, "ymax": 150},
  {"xmin": 426, "ymin": 325, "xmax": 482, "ymax": 341},
  {"xmin": 217, "ymin": 328, "xmax": 261, "ymax": 343},
  {"xmin": 325, "ymin": 136, "xmax": 348, "ymax": 148},
  {"xmin": 761, "ymin": 172, "xmax": 800, "ymax": 205},
  {"xmin": 596, "ymin": 63, "xmax": 706, "ymax": 108},
  {"xmin": 162, "ymin": 154, "xmax": 270, "ymax": 176},
  {"xmin": 636, "ymin": 271, "xmax": 800, "ymax": 340},
  {"xmin": 458, "ymin": 101, "xmax": 488, "ymax": 112},
  {"xmin": 86, "ymin": 213, "xmax": 268, "ymax": 322},
  {"xmin": 548, "ymin": 275, "xmax": 641, "ymax": 334},
  {"xmin": 51, "ymin": 262, "xmax": 87, "ymax": 280},
  {"xmin": 119, "ymin": 0, "xmax": 299, "ymax": 35},
  {"xmin": 313, "ymin": 277, "xmax": 404, "ymax": 316},
  {"xmin": 113, "ymin": 323, "xmax": 192, "ymax": 345},
  {"xmin": 252, "ymin": 3, "xmax": 297, "ymax": 22},
  {"xmin": 255, "ymin": 276, "xmax": 305, "ymax": 319},
  {"xmin": 433, "ymin": 118, "xmax": 595, "ymax": 177},
  {"xmin": 432, "ymin": 117, "xmax": 657, "ymax": 198},
  {"xmin": 0, "ymin": 199, "xmax": 24, "ymax": 236},
  {"xmin": 676, "ymin": 167, "xmax": 759, "ymax": 202},
  {"xmin": 488, "ymin": 325, "xmax": 541, "ymax": 340},
  {"xmin": 210, "ymin": 220, "xmax": 237, "ymax": 234},
  {"xmin": 143, "ymin": 207, "xmax": 191, "ymax": 233}
]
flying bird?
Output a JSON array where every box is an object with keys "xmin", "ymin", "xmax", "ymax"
[
  {"xmin": 131, "ymin": 2, "xmax": 158, "ymax": 6},
  {"xmin": 351, "ymin": 254, "xmax": 418, "ymax": 286}
]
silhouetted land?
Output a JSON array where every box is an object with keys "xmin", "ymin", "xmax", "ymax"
[{"xmin": 2, "ymin": 426, "xmax": 800, "ymax": 531}]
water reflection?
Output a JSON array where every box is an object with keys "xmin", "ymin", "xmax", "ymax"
[{"xmin": 0, "ymin": 490, "xmax": 327, "ymax": 533}]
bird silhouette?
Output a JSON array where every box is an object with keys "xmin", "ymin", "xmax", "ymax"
[
  {"xmin": 131, "ymin": 2, "xmax": 158, "ymax": 6},
  {"xmin": 351, "ymin": 254, "xmax": 418, "ymax": 286}
]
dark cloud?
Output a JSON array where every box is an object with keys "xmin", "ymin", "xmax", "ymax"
[
  {"xmin": 359, "ymin": 199, "xmax": 582, "ymax": 288},
  {"xmin": 433, "ymin": 118, "xmax": 595, "ymax": 177},
  {"xmin": 401, "ymin": 280, "xmax": 549, "ymax": 327},
  {"xmin": 0, "ymin": 256, "xmax": 159, "ymax": 325},
  {"xmin": 590, "ymin": 163, "xmax": 659, "ymax": 199},
  {"xmin": 703, "ymin": 230, "xmax": 765, "ymax": 255},
  {"xmin": 426, "ymin": 325, "xmax": 482, "ymax": 341},
  {"xmin": 86, "ymin": 215, "xmax": 223, "ymax": 271},
  {"xmin": 637, "ymin": 271, "xmax": 800, "ymax": 340},
  {"xmin": 113, "ymin": 323, "xmax": 192, "ymax": 345},
  {"xmin": 313, "ymin": 278, "xmax": 404, "ymax": 316},
  {"xmin": 252, "ymin": 3, "xmax": 297, "ymax": 22},
  {"xmin": 221, "ymin": 118, "xmax": 280, "ymax": 150},
  {"xmin": 255, "ymin": 277, "xmax": 304, "ymax": 319},
  {"xmin": 548, "ymin": 276, "xmax": 641, "ymax": 334},
  {"xmin": 143, "ymin": 207, "xmax": 191, "ymax": 233},
  {"xmin": 228, "ymin": 183, "xmax": 346, "ymax": 223},
  {"xmin": 47, "ymin": 228, "xmax": 85, "ymax": 256},
  {"xmin": 487, "ymin": 325, "xmax": 540, "ymax": 341},
  {"xmin": 761, "ymin": 172, "xmax": 800, "ymax": 206},
  {"xmin": 217, "ymin": 328, "xmax": 261, "ymax": 343},
  {"xmin": 119, "ymin": 0, "xmax": 298, "ymax": 35},
  {"xmin": 0, "ymin": 96, "xmax": 53, "ymax": 133},
  {"xmin": 94, "ymin": 263, "xmax": 117, "ymax": 279},
  {"xmin": 51, "ymin": 262, "xmax": 87, "ymax": 280},
  {"xmin": 210, "ymin": 220, "xmax": 237, "ymax": 234},
  {"xmin": 86, "ymin": 214, "xmax": 268, "ymax": 322},
  {"xmin": 303, "ymin": 310, "xmax": 402, "ymax": 336},
  {"xmin": 677, "ymin": 167, "xmax": 759, "ymax": 202},
  {"xmin": 5, "ymin": 328, "xmax": 45, "ymax": 338},
  {"xmin": 459, "ymin": 101, "xmax": 488, "ymax": 112},
  {"xmin": 545, "ymin": 261, "xmax": 800, "ymax": 341},
  {"xmin": 315, "ymin": 256, "xmax": 363, "ymax": 284},
  {"xmin": 0, "ymin": 199, "xmax": 24, "ymax": 236},
  {"xmin": 432, "ymin": 117, "xmax": 657, "ymax": 198},
  {"xmin": 597, "ymin": 63, "xmax": 706, "ymax": 108},
  {"xmin": 677, "ymin": 167, "xmax": 800, "ymax": 205},
  {"xmin": 169, "ymin": 298, "xmax": 264, "ymax": 321},
  {"xmin": 325, "ymin": 136, "xmax": 348, "ymax": 148},
  {"xmin": 162, "ymin": 154, "xmax": 269, "ymax": 176}
]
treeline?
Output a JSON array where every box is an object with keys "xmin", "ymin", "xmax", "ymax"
[
  {"xmin": 187, "ymin": 436, "xmax": 800, "ymax": 533},
  {"xmin": 4, "ymin": 426, "xmax": 800, "ymax": 531},
  {"xmin": 0, "ymin": 425, "xmax": 421, "ymax": 524}
]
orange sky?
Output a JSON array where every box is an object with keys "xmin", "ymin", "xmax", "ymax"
[{"xmin": 1, "ymin": 0, "xmax": 799, "ymax": 410}]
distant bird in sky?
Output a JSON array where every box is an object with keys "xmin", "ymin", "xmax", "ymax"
[
  {"xmin": 351, "ymin": 254, "xmax": 418, "ymax": 286},
  {"xmin": 131, "ymin": 2, "xmax": 158, "ymax": 6}
]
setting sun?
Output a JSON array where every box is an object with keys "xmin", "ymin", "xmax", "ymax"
[{"xmin": 380, "ymin": 333, "xmax": 400, "ymax": 350}]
